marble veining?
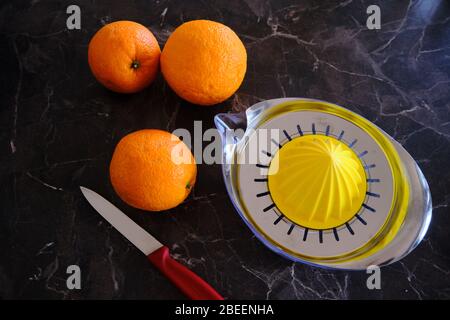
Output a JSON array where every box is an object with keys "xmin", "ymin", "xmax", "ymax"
[{"xmin": 0, "ymin": 0, "xmax": 449, "ymax": 299}]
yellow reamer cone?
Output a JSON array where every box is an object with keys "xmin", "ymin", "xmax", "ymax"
[{"xmin": 268, "ymin": 135, "xmax": 367, "ymax": 230}]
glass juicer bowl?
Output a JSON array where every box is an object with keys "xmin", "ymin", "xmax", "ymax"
[{"xmin": 214, "ymin": 98, "xmax": 432, "ymax": 270}]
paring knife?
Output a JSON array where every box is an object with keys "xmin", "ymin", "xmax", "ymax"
[{"xmin": 80, "ymin": 186, "xmax": 224, "ymax": 300}]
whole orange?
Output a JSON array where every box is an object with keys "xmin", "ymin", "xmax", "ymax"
[
  {"xmin": 110, "ymin": 129, "xmax": 197, "ymax": 211},
  {"xmin": 88, "ymin": 21, "xmax": 161, "ymax": 93},
  {"xmin": 161, "ymin": 20, "xmax": 247, "ymax": 106}
]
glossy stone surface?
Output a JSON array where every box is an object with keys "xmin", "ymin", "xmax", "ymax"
[{"xmin": 0, "ymin": 0, "xmax": 449, "ymax": 299}]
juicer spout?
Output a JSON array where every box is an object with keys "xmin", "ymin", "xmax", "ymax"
[
  {"xmin": 214, "ymin": 112, "xmax": 247, "ymax": 145},
  {"xmin": 214, "ymin": 98, "xmax": 300, "ymax": 144}
]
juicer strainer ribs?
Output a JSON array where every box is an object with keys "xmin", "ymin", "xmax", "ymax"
[{"xmin": 215, "ymin": 98, "xmax": 432, "ymax": 270}]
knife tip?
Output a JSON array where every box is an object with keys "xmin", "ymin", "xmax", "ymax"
[{"xmin": 80, "ymin": 186, "xmax": 88, "ymax": 194}]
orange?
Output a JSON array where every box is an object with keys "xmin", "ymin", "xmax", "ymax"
[
  {"xmin": 161, "ymin": 20, "xmax": 247, "ymax": 106},
  {"xmin": 109, "ymin": 129, "xmax": 197, "ymax": 211},
  {"xmin": 88, "ymin": 21, "xmax": 161, "ymax": 93}
]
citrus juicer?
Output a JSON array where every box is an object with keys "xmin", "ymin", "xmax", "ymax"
[{"xmin": 214, "ymin": 98, "xmax": 432, "ymax": 270}]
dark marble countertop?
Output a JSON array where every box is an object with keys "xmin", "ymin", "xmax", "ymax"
[{"xmin": 1, "ymin": 0, "xmax": 449, "ymax": 299}]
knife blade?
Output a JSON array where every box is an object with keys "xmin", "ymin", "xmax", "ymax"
[
  {"xmin": 80, "ymin": 186, "xmax": 223, "ymax": 300},
  {"xmin": 80, "ymin": 186, "xmax": 162, "ymax": 255}
]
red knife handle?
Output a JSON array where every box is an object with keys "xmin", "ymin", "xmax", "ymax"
[{"xmin": 148, "ymin": 246, "xmax": 224, "ymax": 300}]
